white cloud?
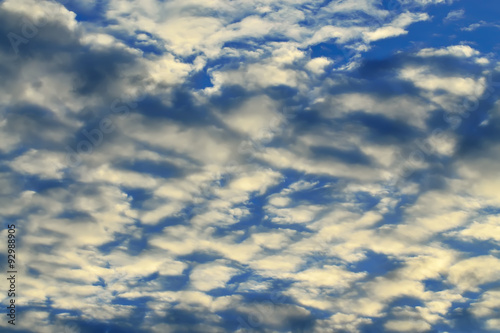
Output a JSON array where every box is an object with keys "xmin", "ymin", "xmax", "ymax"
[
  {"xmin": 417, "ymin": 45, "xmax": 480, "ymax": 58},
  {"xmin": 236, "ymin": 302, "xmax": 310, "ymax": 328},
  {"xmin": 385, "ymin": 319, "xmax": 431, "ymax": 332},
  {"xmin": 444, "ymin": 9, "xmax": 465, "ymax": 22},
  {"xmin": 266, "ymin": 204, "xmax": 323, "ymax": 224},
  {"xmin": 190, "ymin": 262, "xmax": 239, "ymax": 291},
  {"xmin": 447, "ymin": 256, "xmax": 500, "ymax": 291},
  {"xmin": 363, "ymin": 26, "xmax": 407, "ymax": 42},
  {"xmin": 470, "ymin": 290, "xmax": 500, "ymax": 318},
  {"xmin": 486, "ymin": 319, "xmax": 500, "ymax": 331},
  {"xmin": 2, "ymin": 0, "xmax": 495, "ymax": 332},
  {"xmin": 1, "ymin": 0, "xmax": 78, "ymax": 31},
  {"xmin": 323, "ymin": 92, "xmax": 433, "ymax": 128},
  {"xmin": 294, "ymin": 265, "xmax": 366, "ymax": 288},
  {"xmin": 305, "ymin": 57, "xmax": 332, "ymax": 75},
  {"xmin": 399, "ymin": 66, "xmax": 487, "ymax": 96},
  {"xmin": 314, "ymin": 313, "xmax": 372, "ymax": 333},
  {"xmin": 9, "ymin": 149, "xmax": 67, "ymax": 179},
  {"xmin": 461, "ymin": 20, "xmax": 500, "ymax": 32},
  {"xmin": 217, "ymin": 95, "xmax": 281, "ymax": 139},
  {"xmin": 453, "ymin": 215, "xmax": 500, "ymax": 243},
  {"xmin": 209, "ymin": 62, "xmax": 307, "ymax": 92}
]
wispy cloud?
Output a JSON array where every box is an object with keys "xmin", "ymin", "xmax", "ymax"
[{"xmin": 444, "ymin": 9, "xmax": 465, "ymax": 22}]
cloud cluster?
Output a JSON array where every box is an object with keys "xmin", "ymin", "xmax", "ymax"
[{"xmin": 1, "ymin": 0, "xmax": 499, "ymax": 332}]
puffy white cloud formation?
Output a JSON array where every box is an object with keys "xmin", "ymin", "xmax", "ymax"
[{"xmin": 0, "ymin": 0, "xmax": 499, "ymax": 332}]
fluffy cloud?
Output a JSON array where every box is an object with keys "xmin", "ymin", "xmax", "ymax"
[
  {"xmin": 447, "ymin": 256, "xmax": 500, "ymax": 291},
  {"xmin": 1, "ymin": 0, "xmax": 498, "ymax": 332}
]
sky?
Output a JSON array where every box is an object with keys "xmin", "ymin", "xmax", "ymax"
[{"xmin": 1, "ymin": 0, "xmax": 500, "ymax": 332}]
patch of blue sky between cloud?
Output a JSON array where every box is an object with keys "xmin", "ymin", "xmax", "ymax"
[{"xmin": 1, "ymin": 0, "xmax": 500, "ymax": 332}]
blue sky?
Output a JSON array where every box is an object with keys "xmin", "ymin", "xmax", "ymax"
[{"xmin": 1, "ymin": 0, "xmax": 500, "ymax": 332}]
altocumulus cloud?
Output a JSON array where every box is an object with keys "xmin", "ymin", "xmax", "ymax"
[{"xmin": 1, "ymin": 0, "xmax": 500, "ymax": 332}]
